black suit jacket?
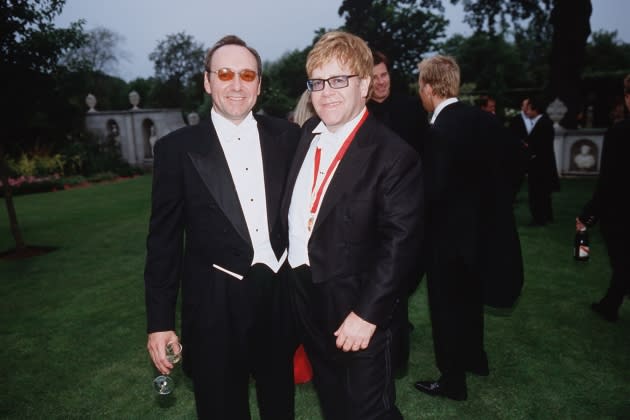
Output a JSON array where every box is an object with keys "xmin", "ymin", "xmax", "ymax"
[
  {"xmin": 425, "ymin": 102, "xmax": 523, "ymax": 307},
  {"xmin": 281, "ymin": 114, "xmax": 423, "ymax": 330},
  {"xmin": 367, "ymin": 93, "xmax": 429, "ymax": 156},
  {"xmin": 527, "ymin": 114, "xmax": 560, "ymax": 192},
  {"xmin": 144, "ymin": 115, "xmax": 299, "ymax": 340},
  {"xmin": 508, "ymin": 113, "xmax": 528, "ymax": 143},
  {"xmin": 581, "ymin": 118, "xmax": 630, "ymax": 234}
]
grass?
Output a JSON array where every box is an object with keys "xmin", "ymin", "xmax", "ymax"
[{"xmin": 1, "ymin": 176, "xmax": 628, "ymax": 419}]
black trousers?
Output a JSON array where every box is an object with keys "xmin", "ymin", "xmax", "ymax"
[
  {"xmin": 528, "ymin": 177, "xmax": 553, "ymax": 224},
  {"xmin": 601, "ymin": 227, "xmax": 630, "ymax": 310},
  {"xmin": 190, "ymin": 263, "xmax": 296, "ymax": 420},
  {"xmin": 427, "ymin": 258, "xmax": 486, "ymax": 386},
  {"xmin": 289, "ymin": 265, "xmax": 402, "ymax": 420}
]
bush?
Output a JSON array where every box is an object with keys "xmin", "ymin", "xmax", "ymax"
[
  {"xmin": 59, "ymin": 131, "xmax": 143, "ymax": 178},
  {"xmin": 6, "ymin": 154, "xmax": 65, "ymax": 178}
]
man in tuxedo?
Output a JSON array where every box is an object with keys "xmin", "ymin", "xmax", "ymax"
[
  {"xmin": 523, "ymin": 96, "xmax": 560, "ymax": 226},
  {"xmin": 508, "ymin": 97, "xmax": 532, "ymax": 202},
  {"xmin": 283, "ymin": 31, "xmax": 423, "ymax": 420},
  {"xmin": 413, "ymin": 55, "xmax": 523, "ymax": 401},
  {"xmin": 144, "ymin": 35, "xmax": 299, "ymax": 419},
  {"xmin": 577, "ymin": 74, "xmax": 630, "ymax": 322}
]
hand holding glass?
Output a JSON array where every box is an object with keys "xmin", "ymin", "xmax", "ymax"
[{"xmin": 152, "ymin": 341, "xmax": 182, "ymax": 395}]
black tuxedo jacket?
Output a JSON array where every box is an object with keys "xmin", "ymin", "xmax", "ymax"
[
  {"xmin": 425, "ymin": 101, "xmax": 523, "ymax": 307},
  {"xmin": 581, "ymin": 118, "xmax": 630, "ymax": 233},
  {"xmin": 367, "ymin": 93, "xmax": 429, "ymax": 156},
  {"xmin": 508, "ymin": 114, "xmax": 528, "ymax": 144},
  {"xmin": 527, "ymin": 114, "xmax": 560, "ymax": 191},
  {"xmin": 281, "ymin": 114, "xmax": 423, "ymax": 330},
  {"xmin": 144, "ymin": 115, "xmax": 299, "ymax": 338}
]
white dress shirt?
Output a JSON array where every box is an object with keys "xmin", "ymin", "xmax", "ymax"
[
  {"xmin": 212, "ymin": 109, "xmax": 286, "ymax": 274},
  {"xmin": 287, "ymin": 108, "xmax": 367, "ymax": 268},
  {"xmin": 430, "ymin": 97, "xmax": 459, "ymax": 124},
  {"xmin": 529, "ymin": 113, "xmax": 543, "ymax": 133}
]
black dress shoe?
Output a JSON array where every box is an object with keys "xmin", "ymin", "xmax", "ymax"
[
  {"xmin": 414, "ymin": 380, "xmax": 467, "ymax": 401},
  {"xmin": 591, "ymin": 302, "xmax": 619, "ymax": 322}
]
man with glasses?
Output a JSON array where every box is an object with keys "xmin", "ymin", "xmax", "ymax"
[
  {"xmin": 145, "ymin": 34, "xmax": 300, "ymax": 419},
  {"xmin": 282, "ymin": 31, "xmax": 423, "ymax": 420}
]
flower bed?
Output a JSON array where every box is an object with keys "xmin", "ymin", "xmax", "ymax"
[{"xmin": 0, "ymin": 172, "xmax": 138, "ymax": 197}]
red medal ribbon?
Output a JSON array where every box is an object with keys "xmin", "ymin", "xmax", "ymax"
[{"xmin": 309, "ymin": 110, "xmax": 369, "ymax": 218}]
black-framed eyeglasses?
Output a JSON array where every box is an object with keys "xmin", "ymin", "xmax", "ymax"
[
  {"xmin": 306, "ymin": 75, "xmax": 358, "ymax": 92},
  {"xmin": 208, "ymin": 67, "xmax": 258, "ymax": 82}
]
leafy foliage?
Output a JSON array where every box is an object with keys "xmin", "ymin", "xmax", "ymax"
[
  {"xmin": 259, "ymin": 48, "xmax": 311, "ymax": 117},
  {"xmin": 59, "ymin": 26, "xmax": 129, "ymax": 76},
  {"xmin": 441, "ymin": 32, "xmax": 546, "ymax": 111},
  {"xmin": 584, "ymin": 30, "xmax": 630, "ymax": 76},
  {"xmin": 339, "ymin": 0, "xmax": 447, "ymax": 81},
  {"xmin": 148, "ymin": 32, "xmax": 205, "ymax": 109},
  {"xmin": 149, "ymin": 32, "xmax": 204, "ymax": 84},
  {"xmin": 1, "ymin": 0, "xmax": 86, "ymax": 249},
  {"xmin": 1, "ymin": 0, "xmax": 85, "ymax": 151},
  {"xmin": 449, "ymin": 0, "xmax": 553, "ymax": 38}
]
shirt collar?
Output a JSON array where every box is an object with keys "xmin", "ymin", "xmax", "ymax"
[
  {"xmin": 530, "ymin": 114, "xmax": 543, "ymax": 126},
  {"xmin": 312, "ymin": 107, "xmax": 367, "ymax": 148},
  {"xmin": 211, "ymin": 108, "xmax": 257, "ymax": 140},
  {"xmin": 430, "ymin": 97, "xmax": 458, "ymax": 124}
]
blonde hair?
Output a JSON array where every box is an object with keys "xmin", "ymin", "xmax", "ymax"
[
  {"xmin": 306, "ymin": 31, "xmax": 373, "ymax": 82},
  {"xmin": 417, "ymin": 55, "xmax": 460, "ymax": 99},
  {"xmin": 293, "ymin": 90, "xmax": 315, "ymax": 126}
]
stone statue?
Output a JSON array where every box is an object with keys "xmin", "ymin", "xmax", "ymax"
[
  {"xmin": 129, "ymin": 90, "xmax": 141, "ymax": 110},
  {"xmin": 85, "ymin": 94, "xmax": 97, "ymax": 112},
  {"xmin": 149, "ymin": 124, "xmax": 158, "ymax": 155},
  {"xmin": 187, "ymin": 112, "xmax": 200, "ymax": 125},
  {"xmin": 574, "ymin": 144, "xmax": 596, "ymax": 170}
]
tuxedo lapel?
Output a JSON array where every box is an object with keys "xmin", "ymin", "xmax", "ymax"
[
  {"xmin": 259, "ymin": 122, "xmax": 283, "ymax": 234},
  {"xmin": 187, "ymin": 123, "xmax": 251, "ymax": 245},
  {"xmin": 313, "ymin": 126, "xmax": 376, "ymax": 232},
  {"xmin": 282, "ymin": 126, "xmax": 316, "ymax": 221}
]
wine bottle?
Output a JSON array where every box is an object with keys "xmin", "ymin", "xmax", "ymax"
[{"xmin": 573, "ymin": 228, "xmax": 590, "ymax": 262}]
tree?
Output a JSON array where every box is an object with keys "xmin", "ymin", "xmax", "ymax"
[
  {"xmin": 548, "ymin": 0, "xmax": 592, "ymax": 128},
  {"xmin": 582, "ymin": 30, "xmax": 630, "ymax": 127},
  {"xmin": 149, "ymin": 32, "xmax": 205, "ymax": 108},
  {"xmin": 441, "ymin": 33, "xmax": 528, "ymax": 112},
  {"xmin": 59, "ymin": 26, "xmax": 129, "ymax": 76},
  {"xmin": 449, "ymin": 0, "xmax": 553, "ymax": 38},
  {"xmin": 339, "ymin": 0, "xmax": 447, "ymax": 84},
  {"xmin": 1, "ymin": 0, "xmax": 84, "ymax": 254},
  {"xmin": 259, "ymin": 48, "xmax": 311, "ymax": 117},
  {"xmin": 584, "ymin": 30, "xmax": 630, "ymax": 75},
  {"xmin": 451, "ymin": 0, "xmax": 593, "ymax": 128}
]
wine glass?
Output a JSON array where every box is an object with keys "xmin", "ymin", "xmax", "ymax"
[{"xmin": 152, "ymin": 341, "xmax": 182, "ymax": 395}]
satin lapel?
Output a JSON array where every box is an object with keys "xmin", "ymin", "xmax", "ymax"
[
  {"xmin": 312, "ymin": 127, "xmax": 376, "ymax": 232},
  {"xmin": 259, "ymin": 123, "xmax": 283, "ymax": 233},
  {"xmin": 187, "ymin": 124, "xmax": 251, "ymax": 245},
  {"xmin": 282, "ymin": 127, "xmax": 316, "ymax": 220}
]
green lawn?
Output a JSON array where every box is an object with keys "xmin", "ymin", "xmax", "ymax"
[{"xmin": 1, "ymin": 176, "xmax": 628, "ymax": 419}]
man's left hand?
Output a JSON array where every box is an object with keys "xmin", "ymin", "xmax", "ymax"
[{"xmin": 334, "ymin": 311, "xmax": 376, "ymax": 352}]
